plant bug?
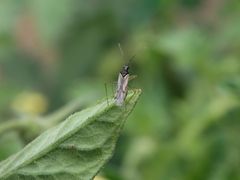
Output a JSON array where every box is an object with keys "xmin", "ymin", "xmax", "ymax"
[
  {"xmin": 114, "ymin": 64, "xmax": 130, "ymax": 106},
  {"xmin": 114, "ymin": 44, "xmax": 135, "ymax": 106}
]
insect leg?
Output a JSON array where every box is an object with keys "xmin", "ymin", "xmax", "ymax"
[{"xmin": 104, "ymin": 83, "xmax": 109, "ymax": 106}]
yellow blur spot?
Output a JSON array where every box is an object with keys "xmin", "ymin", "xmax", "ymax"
[{"xmin": 11, "ymin": 91, "xmax": 48, "ymax": 116}]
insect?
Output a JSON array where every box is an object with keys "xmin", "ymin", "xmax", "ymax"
[
  {"xmin": 114, "ymin": 44, "xmax": 135, "ymax": 106},
  {"xmin": 114, "ymin": 64, "xmax": 130, "ymax": 106}
]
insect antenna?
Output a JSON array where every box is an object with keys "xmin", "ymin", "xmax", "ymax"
[
  {"xmin": 127, "ymin": 54, "xmax": 136, "ymax": 65},
  {"xmin": 118, "ymin": 43, "xmax": 136, "ymax": 66},
  {"xmin": 118, "ymin": 43, "xmax": 125, "ymax": 58}
]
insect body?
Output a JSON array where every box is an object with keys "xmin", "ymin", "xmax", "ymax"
[{"xmin": 114, "ymin": 64, "xmax": 130, "ymax": 106}]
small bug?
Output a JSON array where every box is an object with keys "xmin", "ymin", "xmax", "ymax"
[
  {"xmin": 114, "ymin": 63, "xmax": 130, "ymax": 106},
  {"xmin": 114, "ymin": 46, "xmax": 135, "ymax": 106}
]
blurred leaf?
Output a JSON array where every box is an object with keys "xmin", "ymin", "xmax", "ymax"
[
  {"xmin": 30, "ymin": 0, "xmax": 77, "ymax": 43},
  {"xmin": 0, "ymin": 0, "xmax": 21, "ymax": 33},
  {"xmin": 0, "ymin": 89, "xmax": 141, "ymax": 179},
  {"xmin": 0, "ymin": 131, "xmax": 24, "ymax": 161}
]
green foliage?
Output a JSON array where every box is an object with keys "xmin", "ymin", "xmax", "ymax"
[
  {"xmin": 0, "ymin": 90, "xmax": 141, "ymax": 179},
  {"xmin": 0, "ymin": 131, "xmax": 24, "ymax": 161},
  {"xmin": 1, "ymin": 0, "xmax": 240, "ymax": 180}
]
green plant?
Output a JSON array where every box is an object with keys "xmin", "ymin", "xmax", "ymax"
[{"xmin": 0, "ymin": 89, "xmax": 141, "ymax": 179}]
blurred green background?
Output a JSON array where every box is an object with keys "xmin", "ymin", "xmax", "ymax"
[{"xmin": 0, "ymin": 0, "xmax": 240, "ymax": 180}]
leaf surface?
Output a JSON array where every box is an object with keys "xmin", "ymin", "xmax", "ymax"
[{"xmin": 0, "ymin": 89, "xmax": 141, "ymax": 180}]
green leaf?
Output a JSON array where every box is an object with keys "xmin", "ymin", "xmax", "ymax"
[{"xmin": 0, "ymin": 89, "xmax": 141, "ymax": 180}]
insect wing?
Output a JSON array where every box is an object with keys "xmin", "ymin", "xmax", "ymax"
[
  {"xmin": 116, "ymin": 73, "xmax": 124, "ymax": 91},
  {"xmin": 115, "ymin": 74, "xmax": 129, "ymax": 106},
  {"xmin": 122, "ymin": 74, "xmax": 129, "ymax": 92}
]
